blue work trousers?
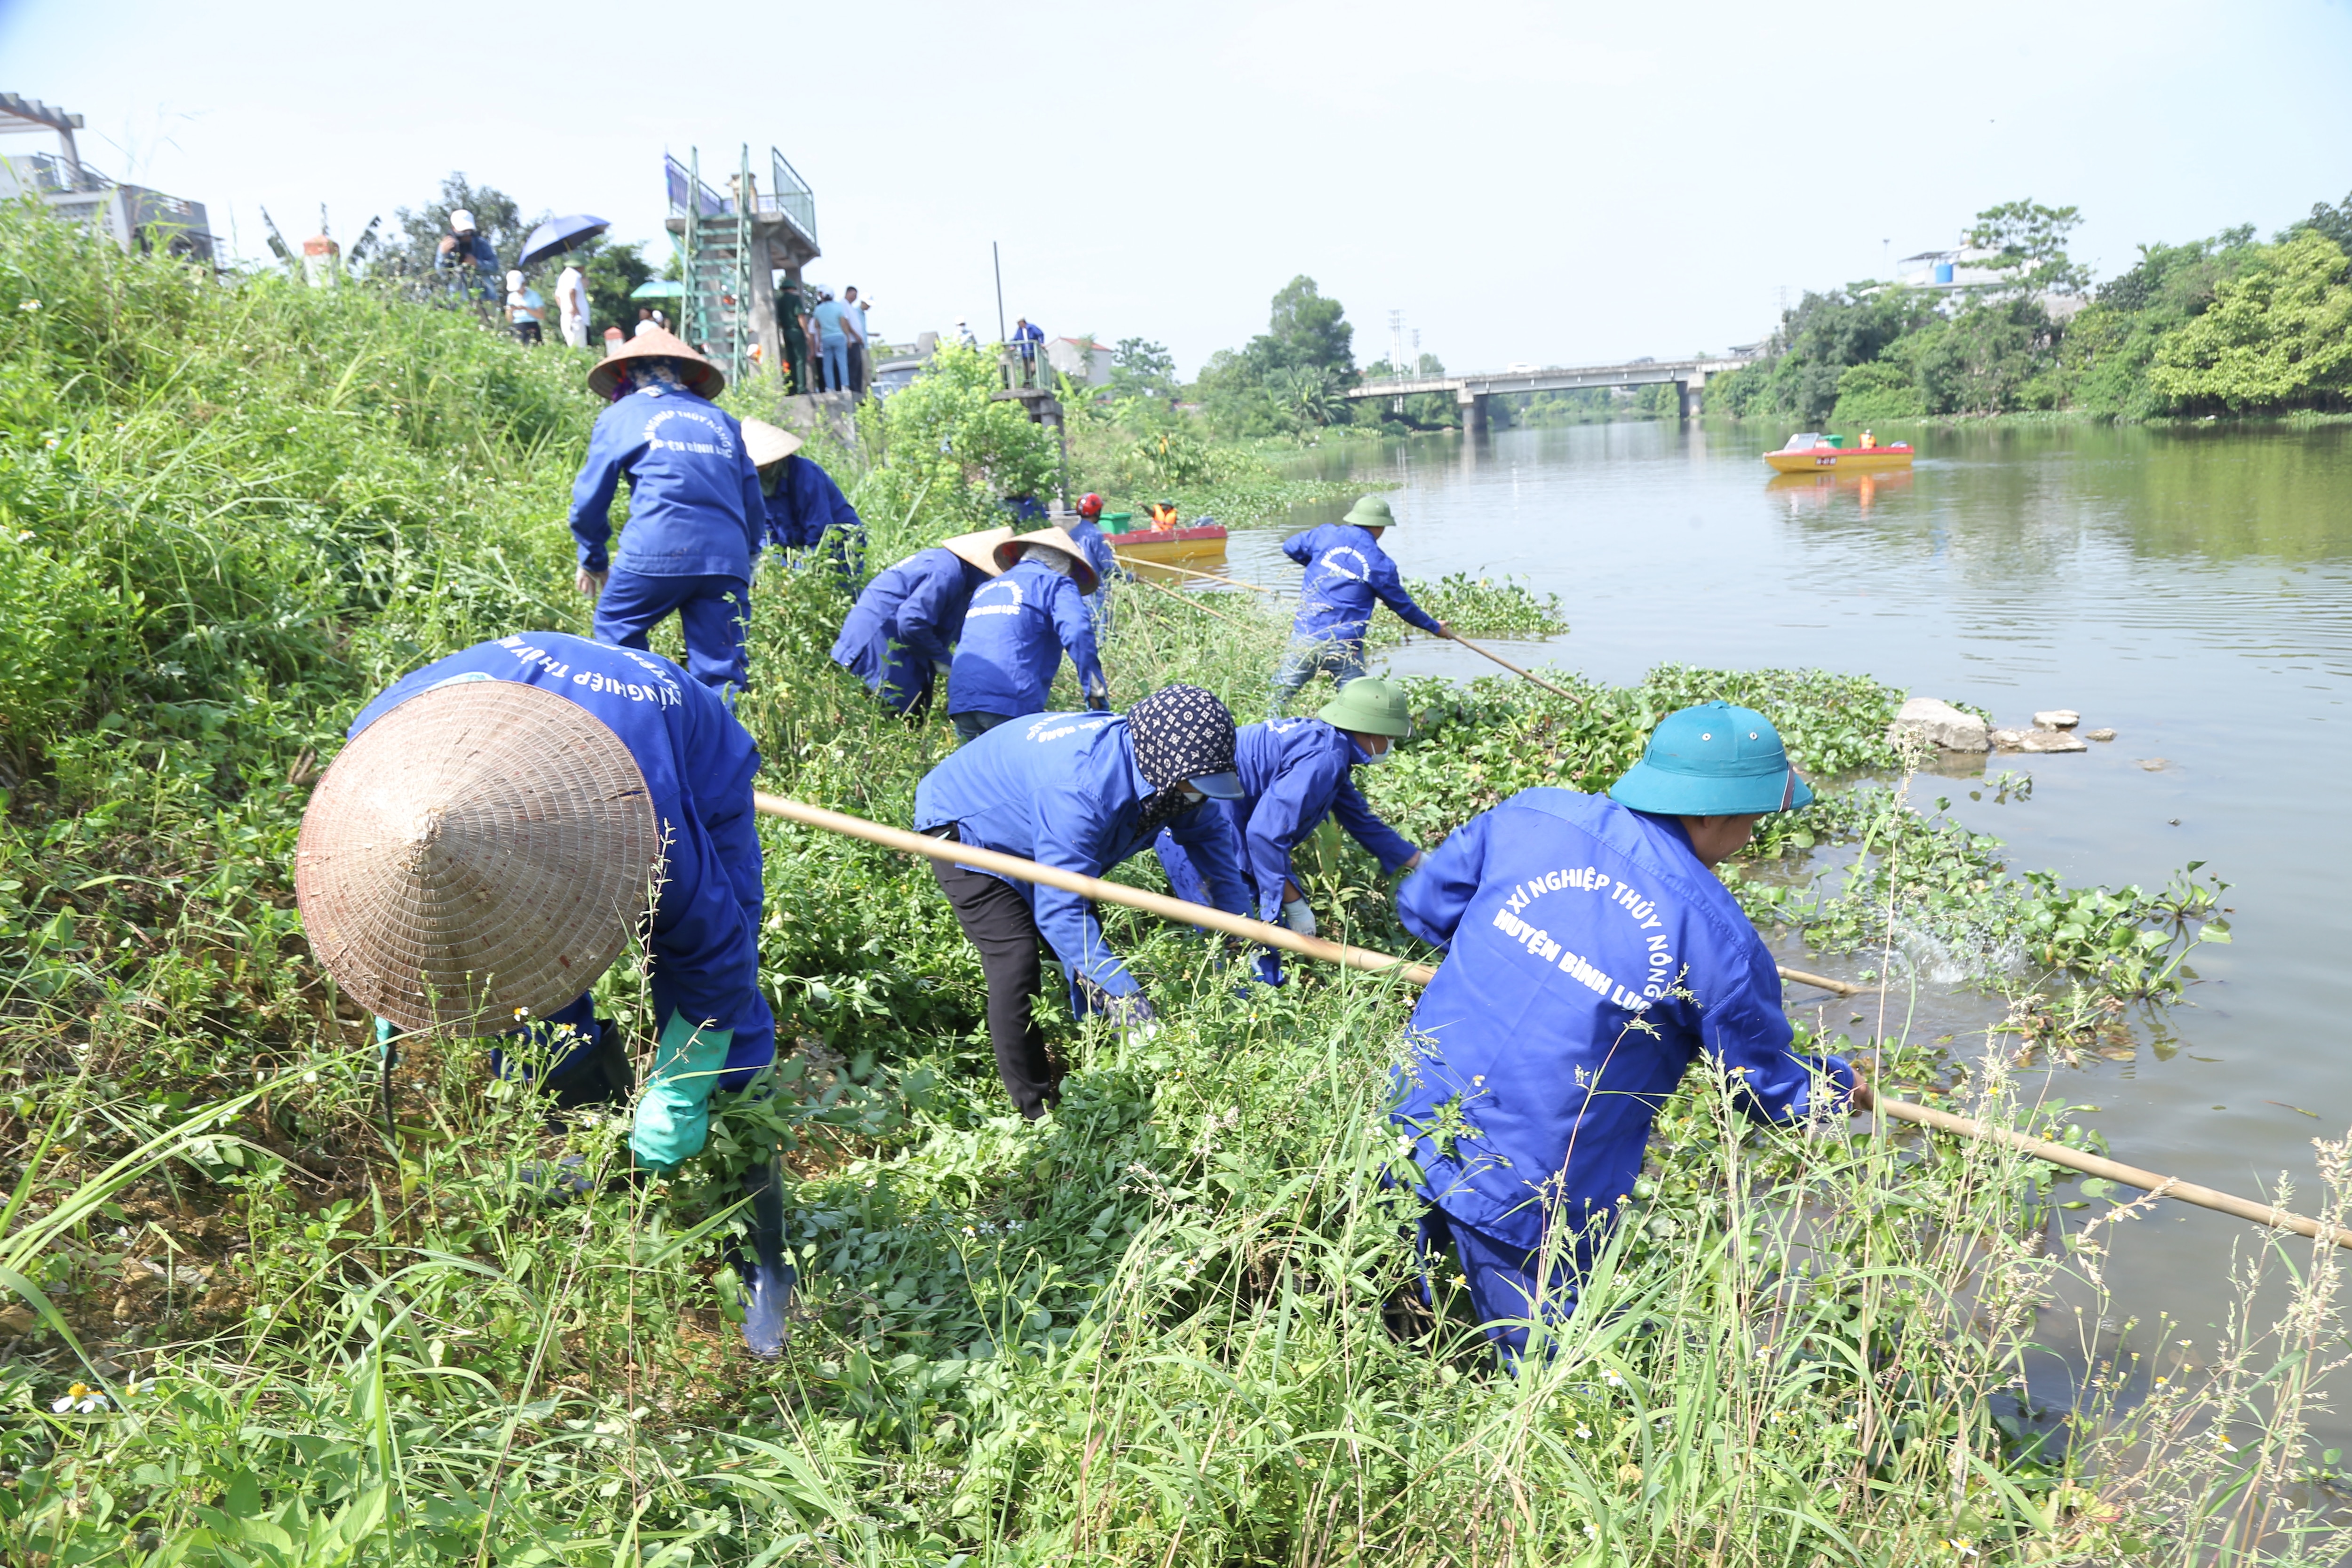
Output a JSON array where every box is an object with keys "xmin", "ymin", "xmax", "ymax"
[
  {"xmin": 493, "ymin": 992, "xmax": 768, "ymax": 1092},
  {"xmin": 1268, "ymin": 636, "xmax": 1368, "ymax": 716},
  {"xmin": 951, "ymin": 709, "xmax": 1015, "ymax": 747},
  {"xmin": 593, "ymin": 570, "xmax": 750, "ymax": 695},
  {"xmin": 820, "ymin": 337, "xmax": 849, "ymax": 394},
  {"xmin": 1413, "ymin": 1202, "xmax": 1585, "ymax": 1364}
]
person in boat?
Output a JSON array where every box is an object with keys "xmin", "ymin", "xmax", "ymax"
[
  {"xmin": 913, "ymin": 685, "xmax": 1253, "ymax": 1118},
  {"xmin": 1859, "ymin": 429, "xmax": 1875, "ymax": 449},
  {"xmin": 570, "ymin": 329, "xmax": 766, "ymax": 699},
  {"xmin": 1068, "ymin": 493, "xmax": 1123, "ymax": 636},
  {"xmin": 1146, "ymin": 499, "xmax": 1181, "ymax": 531},
  {"xmin": 946, "ymin": 527, "xmax": 1110, "ymax": 746},
  {"xmin": 294, "ymin": 632, "xmax": 794, "ymax": 1359},
  {"xmin": 829, "ymin": 527, "xmax": 1012, "ymax": 717},
  {"xmin": 1155, "ymin": 677, "xmax": 1425, "ymax": 985},
  {"xmin": 1269, "ymin": 494, "xmax": 1446, "ymax": 716},
  {"xmin": 1387, "ymin": 701, "xmax": 1870, "ymax": 1361},
  {"xmin": 742, "ymin": 419, "xmax": 865, "ymax": 584}
]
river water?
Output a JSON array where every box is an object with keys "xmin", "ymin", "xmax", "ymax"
[{"xmin": 1224, "ymin": 419, "xmax": 2352, "ymax": 1405}]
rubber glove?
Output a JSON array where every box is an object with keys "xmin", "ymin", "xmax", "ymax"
[
  {"xmin": 630, "ymin": 1011, "xmax": 734, "ymax": 1172},
  {"xmin": 1281, "ymin": 899, "xmax": 1318, "ymax": 936},
  {"xmin": 1103, "ymin": 992, "xmax": 1158, "ymax": 1045}
]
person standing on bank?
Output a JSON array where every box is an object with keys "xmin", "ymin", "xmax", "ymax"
[
  {"xmin": 913, "ymin": 685, "xmax": 1253, "ymax": 1118},
  {"xmin": 294, "ymin": 630, "xmax": 795, "ymax": 1360},
  {"xmin": 946, "ymin": 526, "xmax": 1109, "ymax": 746},
  {"xmin": 741, "ymin": 419, "xmax": 866, "ymax": 582},
  {"xmin": 570, "ymin": 329, "xmax": 766, "ymax": 699},
  {"xmin": 841, "ymin": 285, "xmax": 869, "ymax": 397},
  {"xmin": 1387, "ymin": 701, "xmax": 1870, "ymax": 1360},
  {"xmin": 1270, "ymin": 495, "xmax": 1446, "ymax": 716},
  {"xmin": 809, "ymin": 288, "xmax": 850, "ymax": 394},
  {"xmin": 1067, "ymin": 493, "xmax": 1123, "ymax": 637},
  {"xmin": 830, "ymin": 527, "xmax": 1013, "ymax": 716},
  {"xmin": 1155, "ymin": 677, "xmax": 1424, "ymax": 986}
]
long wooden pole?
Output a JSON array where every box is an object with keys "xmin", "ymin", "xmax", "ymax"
[
  {"xmin": 1129, "ymin": 572, "xmax": 1259, "ymax": 632},
  {"xmin": 1116, "ymin": 556, "xmax": 1280, "ymax": 594},
  {"xmin": 753, "ymin": 792, "xmax": 2352, "ymax": 1250},
  {"xmin": 1442, "ymin": 629, "xmax": 1581, "ymax": 702}
]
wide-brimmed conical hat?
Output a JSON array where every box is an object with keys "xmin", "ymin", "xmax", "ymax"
[
  {"xmin": 741, "ymin": 418, "xmax": 803, "ymax": 468},
  {"xmin": 940, "ymin": 526, "xmax": 1015, "ymax": 575},
  {"xmin": 294, "ymin": 680, "xmax": 662, "ymax": 1033},
  {"xmin": 994, "ymin": 526, "xmax": 1101, "ymax": 596},
  {"xmin": 586, "ymin": 326, "xmax": 724, "ymax": 400}
]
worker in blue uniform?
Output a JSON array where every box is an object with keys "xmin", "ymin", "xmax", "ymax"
[
  {"xmin": 742, "ymin": 419, "xmax": 866, "ymax": 584},
  {"xmin": 947, "ymin": 526, "xmax": 1110, "ymax": 746},
  {"xmin": 1155, "ymin": 677, "xmax": 1422, "ymax": 985},
  {"xmin": 829, "ymin": 527, "xmax": 1011, "ymax": 717},
  {"xmin": 1069, "ymin": 493, "xmax": 1123, "ymax": 637},
  {"xmin": 1388, "ymin": 701, "xmax": 1870, "ymax": 1360},
  {"xmin": 1270, "ymin": 494, "xmax": 1447, "ymax": 715},
  {"xmin": 303, "ymin": 631, "xmax": 793, "ymax": 1359},
  {"xmin": 570, "ymin": 330, "xmax": 766, "ymax": 699},
  {"xmin": 913, "ymin": 685, "xmax": 1253, "ymax": 1118}
]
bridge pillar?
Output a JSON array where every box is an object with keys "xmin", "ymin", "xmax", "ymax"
[
  {"xmin": 1676, "ymin": 380, "xmax": 1702, "ymax": 420},
  {"xmin": 1458, "ymin": 389, "xmax": 1486, "ymax": 438}
]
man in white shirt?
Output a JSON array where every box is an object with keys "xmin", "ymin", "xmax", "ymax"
[{"xmin": 556, "ymin": 263, "xmax": 589, "ymax": 348}]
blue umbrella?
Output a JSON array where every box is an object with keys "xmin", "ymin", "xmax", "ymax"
[{"xmin": 518, "ymin": 213, "xmax": 610, "ymax": 269}]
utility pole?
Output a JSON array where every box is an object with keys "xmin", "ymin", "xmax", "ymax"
[{"xmin": 992, "ymin": 241, "xmax": 1006, "ymax": 345}]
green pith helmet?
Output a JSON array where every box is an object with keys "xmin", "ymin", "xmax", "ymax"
[
  {"xmin": 1342, "ymin": 495, "xmax": 1395, "ymax": 529},
  {"xmin": 1317, "ymin": 677, "xmax": 1413, "ymax": 739},
  {"xmin": 1608, "ymin": 701, "xmax": 1814, "ymax": 816}
]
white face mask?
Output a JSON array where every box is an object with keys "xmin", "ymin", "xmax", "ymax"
[
  {"xmin": 1359, "ymin": 736, "xmax": 1395, "ymax": 766},
  {"xmin": 1179, "ymin": 784, "xmax": 1206, "ymax": 804}
]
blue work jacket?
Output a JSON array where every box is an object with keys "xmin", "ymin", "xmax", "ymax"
[
  {"xmin": 1282, "ymin": 523, "xmax": 1441, "ymax": 647},
  {"xmin": 830, "ymin": 547, "xmax": 989, "ymax": 711},
  {"xmin": 948, "ymin": 558, "xmax": 1106, "ymax": 719},
  {"xmin": 760, "ymin": 454, "xmax": 864, "ymax": 552},
  {"xmin": 914, "ymin": 711, "xmax": 1251, "ymax": 1004},
  {"xmin": 571, "ymin": 385, "xmax": 766, "ymax": 580},
  {"xmin": 1390, "ymin": 788, "xmax": 1852, "ymax": 1252},
  {"xmin": 346, "ymin": 632, "xmax": 776, "ymax": 1077},
  {"xmin": 1221, "ymin": 718, "xmax": 1418, "ymax": 918},
  {"xmin": 1065, "ymin": 518, "xmax": 1120, "ymax": 628}
]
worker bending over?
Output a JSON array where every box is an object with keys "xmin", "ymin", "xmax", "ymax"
[
  {"xmin": 913, "ymin": 685, "xmax": 1253, "ymax": 1118},
  {"xmin": 570, "ymin": 330, "xmax": 766, "ymax": 698},
  {"xmin": 1388, "ymin": 702, "xmax": 1868, "ymax": 1360},
  {"xmin": 947, "ymin": 526, "xmax": 1110, "ymax": 745},
  {"xmin": 830, "ymin": 528, "xmax": 1012, "ymax": 717},
  {"xmin": 1271, "ymin": 495, "xmax": 1447, "ymax": 714},
  {"xmin": 295, "ymin": 632, "xmax": 794, "ymax": 1359},
  {"xmin": 742, "ymin": 419, "xmax": 865, "ymax": 583},
  {"xmin": 1069, "ymin": 493, "xmax": 1123, "ymax": 636},
  {"xmin": 1155, "ymin": 677, "xmax": 1423, "ymax": 985}
]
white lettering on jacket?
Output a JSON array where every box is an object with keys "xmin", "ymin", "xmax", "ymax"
[
  {"xmin": 641, "ymin": 407, "xmax": 737, "ymax": 460},
  {"xmin": 1487, "ymin": 861, "xmax": 1668, "ymax": 1011}
]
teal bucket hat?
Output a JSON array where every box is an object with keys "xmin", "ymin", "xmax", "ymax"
[{"xmin": 1608, "ymin": 701, "xmax": 1814, "ymax": 815}]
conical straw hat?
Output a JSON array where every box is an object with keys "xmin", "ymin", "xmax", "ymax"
[
  {"xmin": 741, "ymin": 418, "xmax": 803, "ymax": 468},
  {"xmin": 294, "ymin": 680, "xmax": 662, "ymax": 1033},
  {"xmin": 586, "ymin": 325, "xmax": 724, "ymax": 400},
  {"xmin": 940, "ymin": 526, "xmax": 1015, "ymax": 575},
  {"xmin": 994, "ymin": 526, "xmax": 1100, "ymax": 595}
]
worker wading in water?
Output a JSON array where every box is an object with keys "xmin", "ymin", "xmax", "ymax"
[
  {"xmin": 741, "ymin": 418, "xmax": 866, "ymax": 584},
  {"xmin": 1388, "ymin": 702, "xmax": 1871, "ymax": 1360},
  {"xmin": 294, "ymin": 632, "xmax": 796, "ymax": 1359},
  {"xmin": 1270, "ymin": 495, "xmax": 1448, "ymax": 715},
  {"xmin": 1067, "ymin": 493, "xmax": 1123, "ymax": 637},
  {"xmin": 947, "ymin": 526, "xmax": 1110, "ymax": 746},
  {"xmin": 570, "ymin": 330, "xmax": 766, "ymax": 699},
  {"xmin": 829, "ymin": 527, "xmax": 1013, "ymax": 717},
  {"xmin": 1155, "ymin": 677, "xmax": 1425, "ymax": 986},
  {"xmin": 913, "ymin": 685, "xmax": 1253, "ymax": 1119}
]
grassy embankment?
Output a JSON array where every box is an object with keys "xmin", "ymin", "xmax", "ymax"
[{"xmin": 2, "ymin": 207, "xmax": 2342, "ymax": 1566}]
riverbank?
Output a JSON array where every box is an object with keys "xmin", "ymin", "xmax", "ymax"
[{"xmin": 6, "ymin": 211, "xmax": 2348, "ymax": 1564}]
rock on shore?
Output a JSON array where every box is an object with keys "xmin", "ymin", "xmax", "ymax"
[{"xmin": 1889, "ymin": 697, "xmax": 1989, "ymax": 752}]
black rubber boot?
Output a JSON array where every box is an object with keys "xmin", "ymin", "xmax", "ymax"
[{"xmin": 735, "ymin": 1155, "xmax": 795, "ymax": 1361}]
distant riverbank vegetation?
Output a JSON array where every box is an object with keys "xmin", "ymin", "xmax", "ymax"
[{"xmin": 1710, "ymin": 193, "xmax": 2352, "ymax": 425}]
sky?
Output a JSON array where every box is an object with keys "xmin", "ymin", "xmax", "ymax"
[{"xmin": 7, "ymin": 0, "xmax": 2352, "ymax": 377}]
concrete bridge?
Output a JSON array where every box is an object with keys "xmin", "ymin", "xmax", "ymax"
[{"xmin": 1347, "ymin": 353, "xmax": 1759, "ymax": 431}]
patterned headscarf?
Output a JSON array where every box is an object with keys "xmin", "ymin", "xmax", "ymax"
[
  {"xmin": 1128, "ymin": 684, "xmax": 1237, "ymax": 832},
  {"xmin": 608, "ymin": 359, "xmax": 691, "ymax": 402}
]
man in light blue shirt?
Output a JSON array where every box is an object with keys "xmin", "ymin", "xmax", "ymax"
[{"xmin": 809, "ymin": 290, "xmax": 849, "ymax": 393}]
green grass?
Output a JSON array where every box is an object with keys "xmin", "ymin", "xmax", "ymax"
[{"xmin": 0, "ymin": 206, "xmax": 2343, "ymax": 1565}]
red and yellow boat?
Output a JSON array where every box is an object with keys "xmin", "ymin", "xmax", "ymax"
[
  {"xmin": 1106, "ymin": 502, "xmax": 1229, "ymax": 566},
  {"xmin": 1763, "ymin": 432, "xmax": 1914, "ymax": 474}
]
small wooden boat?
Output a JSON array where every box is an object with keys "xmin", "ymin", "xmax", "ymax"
[
  {"xmin": 1763, "ymin": 432, "xmax": 1914, "ymax": 474},
  {"xmin": 1110, "ymin": 523, "xmax": 1229, "ymax": 565}
]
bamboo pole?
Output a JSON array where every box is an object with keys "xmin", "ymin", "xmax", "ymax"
[
  {"xmin": 1114, "ymin": 556, "xmax": 1280, "ymax": 594},
  {"xmin": 1778, "ymin": 965, "xmax": 1864, "ymax": 997},
  {"xmin": 1129, "ymin": 572, "xmax": 1259, "ymax": 632},
  {"xmin": 1442, "ymin": 629, "xmax": 1581, "ymax": 702},
  {"xmin": 753, "ymin": 791, "xmax": 2352, "ymax": 1250}
]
